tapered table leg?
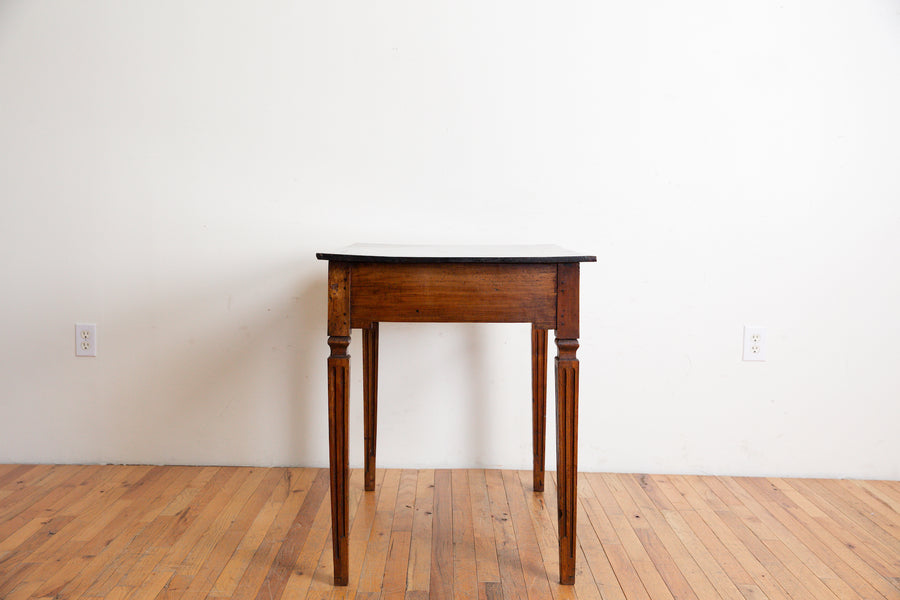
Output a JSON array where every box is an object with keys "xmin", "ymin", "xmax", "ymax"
[
  {"xmin": 327, "ymin": 335, "xmax": 350, "ymax": 585},
  {"xmin": 327, "ymin": 262, "xmax": 351, "ymax": 586},
  {"xmin": 532, "ymin": 325, "xmax": 548, "ymax": 492},
  {"xmin": 363, "ymin": 322, "xmax": 379, "ymax": 492},
  {"xmin": 555, "ymin": 337, "xmax": 579, "ymax": 585}
]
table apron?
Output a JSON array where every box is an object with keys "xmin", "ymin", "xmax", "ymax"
[{"xmin": 348, "ymin": 262, "xmax": 558, "ymax": 327}]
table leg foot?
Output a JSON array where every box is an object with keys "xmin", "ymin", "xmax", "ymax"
[{"xmin": 556, "ymin": 337, "xmax": 579, "ymax": 585}]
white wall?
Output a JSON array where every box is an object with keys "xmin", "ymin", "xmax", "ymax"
[{"xmin": 1, "ymin": 1, "xmax": 898, "ymax": 479}]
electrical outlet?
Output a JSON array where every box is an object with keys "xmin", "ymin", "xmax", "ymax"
[
  {"xmin": 742, "ymin": 326, "xmax": 766, "ymax": 361},
  {"xmin": 76, "ymin": 323, "xmax": 97, "ymax": 357}
]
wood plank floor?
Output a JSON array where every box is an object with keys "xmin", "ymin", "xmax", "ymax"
[{"xmin": 0, "ymin": 465, "xmax": 898, "ymax": 599}]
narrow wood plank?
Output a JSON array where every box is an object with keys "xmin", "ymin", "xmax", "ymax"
[
  {"xmin": 429, "ymin": 469, "xmax": 454, "ymax": 599},
  {"xmin": 470, "ymin": 469, "xmax": 502, "ymax": 595},
  {"xmin": 452, "ymin": 469, "xmax": 478, "ymax": 600},
  {"xmin": 0, "ymin": 513, "xmax": 53, "ymax": 555},
  {"xmin": 580, "ymin": 473, "xmax": 652, "ymax": 600},
  {"xmin": 521, "ymin": 472, "xmax": 580, "ymax": 600},
  {"xmin": 129, "ymin": 568, "xmax": 175, "ymax": 600},
  {"xmin": 4, "ymin": 577, "xmax": 44, "ymax": 600},
  {"xmin": 305, "ymin": 468, "xmax": 369, "ymax": 597},
  {"xmin": 603, "ymin": 473, "xmax": 700, "ymax": 600},
  {"xmin": 649, "ymin": 474, "xmax": 694, "ymax": 512},
  {"xmin": 572, "ymin": 495, "xmax": 615, "ymax": 600},
  {"xmin": 336, "ymin": 467, "xmax": 388, "ymax": 598},
  {"xmin": 357, "ymin": 468, "xmax": 401, "ymax": 594},
  {"xmin": 279, "ymin": 472, "xmax": 336, "ymax": 599},
  {"xmin": 405, "ymin": 468, "xmax": 435, "ymax": 593},
  {"xmin": 38, "ymin": 464, "xmax": 133, "ymax": 536},
  {"xmin": 0, "ymin": 468, "xmax": 56, "ymax": 524},
  {"xmin": 485, "ymin": 469, "xmax": 530, "ymax": 599},
  {"xmin": 0, "ymin": 464, "xmax": 61, "ymax": 521},
  {"xmin": 209, "ymin": 469, "xmax": 296, "ymax": 597},
  {"xmin": 378, "ymin": 469, "xmax": 417, "ymax": 596},
  {"xmin": 228, "ymin": 468, "xmax": 319, "ymax": 600},
  {"xmin": 176, "ymin": 467, "xmax": 285, "ymax": 599},
  {"xmin": 173, "ymin": 468, "xmax": 268, "ymax": 574},
  {"xmin": 249, "ymin": 468, "xmax": 330, "ymax": 600},
  {"xmin": 852, "ymin": 480, "xmax": 900, "ymax": 516},
  {"xmin": 69, "ymin": 466, "xmax": 155, "ymax": 543},
  {"xmin": 502, "ymin": 469, "xmax": 552, "ymax": 600},
  {"xmin": 383, "ymin": 550, "xmax": 410, "ymax": 600},
  {"xmin": 864, "ymin": 480, "xmax": 900, "ymax": 511},
  {"xmin": 635, "ymin": 473, "xmax": 677, "ymax": 512},
  {"xmin": 589, "ymin": 473, "xmax": 675, "ymax": 600},
  {"xmin": 99, "ymin": 585, "xmax": 132, "ymax": 600},
  {"xmin": 0, "ymin": 463, "xmax": 33, "ymax": 487},
  {"xmin": 156, "ymin": 466, "xmax": 221, "ymax": 517}
]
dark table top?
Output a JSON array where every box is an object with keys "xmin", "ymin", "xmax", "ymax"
[{"xmin": 316, "ymin": 243, "xmax": 597, "ymax": 264}]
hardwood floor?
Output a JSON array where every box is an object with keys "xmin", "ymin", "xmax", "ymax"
[{"xmin": 0, "ymin": 465, "xmax": 898, "ymax": 599}]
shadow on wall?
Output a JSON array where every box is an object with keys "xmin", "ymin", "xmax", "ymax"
[
  {"xmin": 372, "ymin": 320, "xmax": 522, "ymax": 469},
  {"xmin": 288, "ymin": 272, "xmax": 328, "ymax": 465},
  {"xmin": 97, "ymin": 260, "xmax": 328, "ymax": 466},
  {"xmin": 94, "ymin": 259, "xmax": 522, "ymax": 467}
]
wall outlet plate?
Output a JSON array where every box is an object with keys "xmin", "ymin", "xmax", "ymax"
[
  {"xmin": 742, "ymin": 326, "xmax": 766, "ymax": 361},
  {"xmin": 76, "ymin": 323, "xmax": 97, "ymax": 357}
]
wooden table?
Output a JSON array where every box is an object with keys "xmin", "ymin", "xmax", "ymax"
[{"xmin": 316, "ymin": 244, "xmax": 596, "ymax": 585}]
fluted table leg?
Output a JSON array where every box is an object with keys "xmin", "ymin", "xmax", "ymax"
[
  {"xmin": 327, "ymin": 335, "xmax": 350, "ymax": 586},
  {"xmin": 555, "ymin": 337, "xmax": 579, "ymax": 585},
  {"xmin": 326, "ymin": 262, "xmax": 351, "ymax": 586}
]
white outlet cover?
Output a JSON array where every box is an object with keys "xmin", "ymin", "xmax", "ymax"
[
  {"xmin": 75, "ymin": 323, "xmax": 97, "ymax": 357},
  {"xmin": 742, "ymin": 326, "xmax": 766, "ymax": 361}
]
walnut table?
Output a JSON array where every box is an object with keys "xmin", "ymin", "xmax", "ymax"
[{"xmin": 316, "ymin": 244, "xmax": 596, "ymax": 585}]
